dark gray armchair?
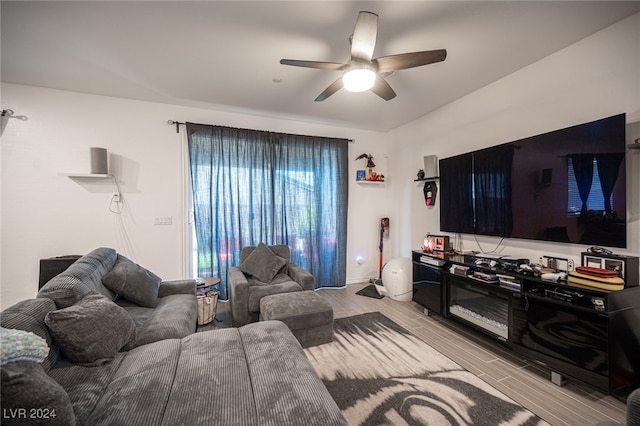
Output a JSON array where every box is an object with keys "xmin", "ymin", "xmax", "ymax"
[{"xmin": 228, "ymin": 244, "xmax": 314, "ymax": 326}]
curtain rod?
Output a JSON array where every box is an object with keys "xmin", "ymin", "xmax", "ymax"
[
  {"xmin": 167, "ymin": 120, "xmax": 185, "ymax": 133},
  {"xmin": 1, "ymin": 109, "xmax": 28, "ymax": 121},
  {"xmin": 167, "ymin": 120, "xmax": 354, "ymax": 143}
]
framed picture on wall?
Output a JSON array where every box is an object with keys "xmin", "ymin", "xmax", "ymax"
[{"xmin": 356, "ymin": 170, "xmax": 366, "ymax": 181}]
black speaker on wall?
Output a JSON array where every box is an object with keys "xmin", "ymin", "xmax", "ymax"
[{"xmin": 39, "ymin": 255, "xmax": 82, "ymax": 289}]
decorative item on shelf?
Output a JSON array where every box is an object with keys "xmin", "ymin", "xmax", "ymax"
[
  {"xmin": 367, "ymin": 171, "xmax": 385, "ymax": 181},
  {"xmin": 423, "ymin": 234, "xmax": 450, "ymax": 252},
  {"xmin": 423, "ymin": 181, "xmax": 437, "ymax": 206},
  {"xmin": 413, "ymin": 156, "xmax": 438, "ymax": 181},
  {"xmin": 355, "ymin": 153, "xmax": 384, "ymax": 181},
  {"xmin": 356, "ymin": 170, "xmax": 367, "ymax": 181}
]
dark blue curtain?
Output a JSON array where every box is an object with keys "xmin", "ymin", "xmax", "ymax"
[{"xmin": 187, "ymin": 123, "xmax": 349, "ymax": 300}]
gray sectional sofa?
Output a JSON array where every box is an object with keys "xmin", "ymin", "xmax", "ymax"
[
  {"xmin": 1, "ymin": 247, "xmax": 346, "ymax": 425},
  {"xmin": 37, "ymin": 247, "xmax": 198, "ymax": 349}
]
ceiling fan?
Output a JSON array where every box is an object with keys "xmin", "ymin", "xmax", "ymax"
[{"xmin": 280, "ymin": 11, "xmax": 447, "ymax": 102}]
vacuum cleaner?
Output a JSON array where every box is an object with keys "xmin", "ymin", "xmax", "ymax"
[{"xmin": 356, "ymin": 217, "xmax": 389, "ymax": 299}]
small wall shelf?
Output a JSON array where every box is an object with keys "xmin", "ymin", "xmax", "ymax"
[
  {"xmin": 414, "ymin": 176, "xmax": 439, "ymax": 182},
  {"xmin": 61, "ymin": 173, "xmax": 112, "ymax": 178},
  {"xmin": 357, "ymin": 180, "xmax": 385, "ymax": 184},
  {"xmin": 628, "ymin": 144, "xmax": 640, "ymax": 150}
]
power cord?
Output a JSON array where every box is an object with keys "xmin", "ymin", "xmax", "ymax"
[
  {"xmin": 108, "ymin": 176, "xmax": 123, "ymax": 214},
  {"xmin": 473, "ymin": 234, "xmax": 507, "ymax": 254}
]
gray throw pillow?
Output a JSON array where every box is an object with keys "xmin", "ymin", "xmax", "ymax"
[
  {"xmin": 0, "ymin": 298, "xmax": 60, "ymax": 371},
  {"xmin": 239, "ymin": 243, "xmax": 288, "ymax": 283},
  {"xmin": 101, "ymin": 255, "xmax": 161, "ymax": 308},
  {"xmin": 44, "ymin": 294, "xmax": 135, "ymax": 366},
  {"xmin": 1, "ymin": 361, "xmax": 76, "ymax": 425}
]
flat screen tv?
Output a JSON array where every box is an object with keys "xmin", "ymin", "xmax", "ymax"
[{"xmin": 439, "ymin": 113, "xmax": 627, "ymax": 248}]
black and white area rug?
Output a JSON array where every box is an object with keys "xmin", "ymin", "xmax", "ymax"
[{"xmin": 304, "ymin": 312, "xmax": 550, "ymax": 426}]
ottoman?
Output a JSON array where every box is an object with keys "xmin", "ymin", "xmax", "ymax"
[{"xmin": 259, "ymin": 290, "xmax": 334, "ymax": 348}]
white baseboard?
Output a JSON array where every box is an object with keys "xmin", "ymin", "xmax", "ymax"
[{"xmin": 346, "ymin": 277, "xmax": 378, "ymax": 285}]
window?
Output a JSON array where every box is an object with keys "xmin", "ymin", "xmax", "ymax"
[{"xmin": 187, "ymin": 123, "xmax": 348, "ymax": 299}]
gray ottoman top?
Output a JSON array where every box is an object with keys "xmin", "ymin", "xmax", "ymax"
[{"xmin": 260, "ymin": 291, "xmax": 333, "ymax": 331}]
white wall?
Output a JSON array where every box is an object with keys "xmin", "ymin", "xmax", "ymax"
[
  {"xmin": 386, "ymin": 12, "xmax": 640, "ymax": 267},
  {"xmin": 0, "ymin": 84, "xmax": 388, "ymax": 308},
  {"xmin": 3, "ymin": 13, "xmax": 639, "ymax": 308}
]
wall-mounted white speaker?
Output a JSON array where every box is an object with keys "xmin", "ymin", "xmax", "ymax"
[
  {"xmin": 90, "ymin": 147, "xmax": 108, "ymax": 174},
  {"xmin": 423, "ymin": 155, "xmax": 438, "ymax": 178}
]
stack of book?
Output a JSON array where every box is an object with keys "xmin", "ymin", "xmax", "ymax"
[
  {"xmin": 450, "ymin": 265, "xmax": 470, "ymax": 277},
  {"xmin": 497, "ymin": 274, "xmax": 521, "ymax": 291},
  {"xmin": 471, "ymin": 271, "xmax": 498, "ymax": 282}
]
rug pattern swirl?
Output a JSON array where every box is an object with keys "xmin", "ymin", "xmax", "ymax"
[{"xmin": 304, "ymin": 312, "xmax": 549, "ymax": 426}]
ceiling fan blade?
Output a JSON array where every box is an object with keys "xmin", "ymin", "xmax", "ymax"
[
  {"xmin": 370, "ymin": 75, "xmax": 396, "ymax": 101},
  {"xmin": 374, "ymin": 49, "xmax": 447, "ymax": 73},
  {"xmin": 350, "ymin": 11, "xmax": 378, "ymax": 61},
  {"xmin": 315, "ymin": 77, "xmax": 344, "ymax": 102},
  {"xmin": 280, "ymin": 59, "xmax": 346, "ymax": 71}
]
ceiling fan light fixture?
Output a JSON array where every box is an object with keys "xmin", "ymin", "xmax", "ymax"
[
  {"xmin": 281, "ymin": 11, "xmax": 445, "ymax": 101},
  {"xmin": 343, "ymin": 66, "xmax": 376, "ymax": 92}
]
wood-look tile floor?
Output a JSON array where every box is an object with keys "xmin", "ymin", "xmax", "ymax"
[{"xmin": 199, "ymin": 283, "xmax": 627, "ymax": 425}]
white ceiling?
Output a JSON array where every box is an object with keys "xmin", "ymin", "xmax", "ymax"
[{"xmin": 2, "ymin": 1, "xmax": 640, "ymax": 132}]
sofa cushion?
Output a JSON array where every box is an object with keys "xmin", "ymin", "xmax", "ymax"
[
  {"xmin": 44, "ymin": 294, "xmax": 135, "ymax": 366},
  {"xmin": 240, "ymin": 243, "xmax": 288, "ymax": 283},
  {"xmin": 0, "ymin": 298, "xmax": 60, "ymax": 371},
  {"xmin": 118, "ymin": 293, "xmax": 197, "ymax": 350},
  {"xmin": 161, "ymin": 323, "xmax": 346, "ymax": 426},
  {"xmin": 1, "ymin": 361, "xmax": 76, "ymax": 425},
  {"xmin": 38, "ymin": 247, "xmax": 118, "ymax": 308},
  {"xmin": 81, "ymin": 339, "xmax": 182, "ymax": 425},
  {"xmin": 158, "ymin": 279, "xmax": 197, "ymax": 298},
  {"xmin": 102, "ymin": 255, "xmax": 161, "ymax": 308},
  {"xmin": 50, "ymin": 321, "xmax": 346, "ymax": 426},
  {"xmin": 237, "ymin": 321, "xmax": 346, "ymax": 425},
  {"xmin": 157, "ymin": 330, "xmax": 258, "ymax": 426},
  {"xmin": 247, "ymin": 277, "xmax": 303, "ymax": 313},
  {"xmin": 47, "ymin": 353, "xmax": 126, "ymax": 423}
]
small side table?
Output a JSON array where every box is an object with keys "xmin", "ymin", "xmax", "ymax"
[{"xmin": 196, "ymin": 277, "xmax": 220, "ymax": 326}]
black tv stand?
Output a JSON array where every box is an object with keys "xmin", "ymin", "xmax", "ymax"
[{"xmin": 410, "ymin": 250, "xmax": 640, "ymax": 398}]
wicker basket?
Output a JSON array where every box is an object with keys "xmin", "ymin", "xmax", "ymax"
[{"xmin": 197, "ymin": 292, "xmax": 218, "ymax": 325}]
